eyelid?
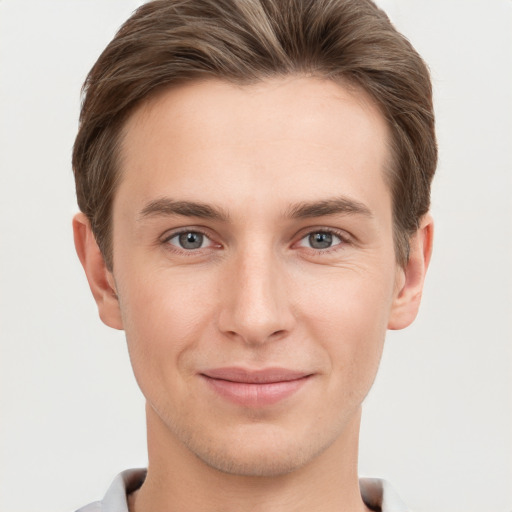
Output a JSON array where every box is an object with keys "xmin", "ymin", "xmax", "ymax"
[
  {"xmin": 293, "ymin": 227, "xmax": 352, "ymax": 251},
  {"xmin": 160, "ymin": 226, "xmax": 222, "ymax": 251},
  {"xmin": 161, "ymin": 227, "xmax": 209, "ymax": 243},
  {"xmin": 158, "ymin": 225, "xmax": 353, "ymax": 253}
]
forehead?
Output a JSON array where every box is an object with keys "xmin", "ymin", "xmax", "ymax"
[{"xmin": 116, "ymin": 77, "xmax": 391, "ymax": 216}]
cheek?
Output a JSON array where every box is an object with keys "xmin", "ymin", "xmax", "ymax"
[
  {"xmin": 115, "ymin": 265, "xmax": 218, "ymax": 382},
  {"xmin": 297, "ymin": 266, "xmax": 394, "ymax": 388}
]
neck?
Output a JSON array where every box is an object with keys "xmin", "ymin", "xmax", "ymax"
[{"xmin": 130, "ymin": 405, "xmax": 370, "ymax": 512}]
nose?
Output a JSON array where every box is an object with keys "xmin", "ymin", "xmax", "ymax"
[{"xmin": 217, "ymin": 247, "xmax": 295, "ymax": 345}]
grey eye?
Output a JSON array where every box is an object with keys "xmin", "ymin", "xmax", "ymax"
[
  {"xmin": 169, "ymin": 232, "xmax": 206, "ymax": 250},
  {"xmin": 297, "ymin": 231, "xmax": 343, "ymax": 250},
  {"xmin": 308, "ymin": 232, "xmax": 334, "ymax": 249}
]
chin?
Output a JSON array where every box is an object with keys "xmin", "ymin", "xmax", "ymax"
[
  {"xmin": 179, "ymin": 422, "xmax": 336, "ymax": 478},
  {"xmin": 195, "ymin": 443, "xmax": 315, "ymax": 477}
]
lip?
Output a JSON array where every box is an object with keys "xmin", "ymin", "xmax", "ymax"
[{"xmin": 200, "ymin": 367, "xmax": 313, "ymax": 407}]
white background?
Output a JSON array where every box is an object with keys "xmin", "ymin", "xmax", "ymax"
[{"xmin": 0, "ymin": 1, "xmax": 511, "ymax": 511}]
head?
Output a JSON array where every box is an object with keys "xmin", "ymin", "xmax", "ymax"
[
  {"xmin": 72, "ymin": 0, "xmax": 436, "ymax": 479},
  {"xmin": 73, "ymin": 0, "xmax": 436, "ymax": 271}
]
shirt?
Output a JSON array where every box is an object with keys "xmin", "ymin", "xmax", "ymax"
[{"xmin": 75, "ymin": 468, "xmax": 409, "ymax": 512}]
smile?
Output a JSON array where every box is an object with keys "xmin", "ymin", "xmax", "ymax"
[{"xmin": 200, "ymin": 367, "xmax": 313, "ymax": 407}]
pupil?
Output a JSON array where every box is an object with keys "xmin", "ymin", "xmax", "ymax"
[
  {"xmin": 309, "ymin": 232, "xmax": 332, "ymax": 249},
  {"xmin": 179, "ymin": 232, "xmax": 203, "ymax": 249}
]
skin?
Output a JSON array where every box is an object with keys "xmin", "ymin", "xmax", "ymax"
[{"xmin": 74, "ymin": 77, "xmax": 433, "ymax": 512}]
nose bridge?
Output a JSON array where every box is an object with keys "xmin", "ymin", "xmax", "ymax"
[{"xmin": 218, "ymin": 242, "xmax": 293, "ymax": 344}]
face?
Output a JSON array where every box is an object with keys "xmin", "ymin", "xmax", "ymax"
[{"xmin": 77, "ymin": 77, "xmax": 428, "ymax": 477}]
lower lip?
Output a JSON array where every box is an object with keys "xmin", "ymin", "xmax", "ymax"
[{"xmin": 202, "ymin": 376, "xmax": 310, "ymax": 407}]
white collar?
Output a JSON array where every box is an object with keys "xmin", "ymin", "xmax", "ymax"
[{"xmin": 76, "ymin": 468, "xmax": 409, "ymax": 512}]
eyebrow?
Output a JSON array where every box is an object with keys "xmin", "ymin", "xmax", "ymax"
[
  {"xmin": 286, "ymin": 196, "xmax": 373, "ymax": 219},
  {"xmin": 138, "ymin": 196, "xmax": 372, "ymax": 223},
  {"xmin": 138, "ymin": 198, "xmax": 229, "ymax": 222}
]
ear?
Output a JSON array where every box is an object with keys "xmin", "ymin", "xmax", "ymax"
[
  {"xmin": 73, "ymin": 213, "xmax": 124, "ymax": 330},
  {"xmin": 388, "ymin": 214, "xmax": 434, "ymax": 330}
]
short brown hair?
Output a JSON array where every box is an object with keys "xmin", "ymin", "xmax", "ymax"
[{"xmin": 73, "ymin": 0, "xmax": 437, "ymax": 269}]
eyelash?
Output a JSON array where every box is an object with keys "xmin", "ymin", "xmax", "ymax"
[
  {"xmin": 295, "ymin": 229, "xmax": 350, "ymax": 253},
  {"xmin": 160, "ymin": 227, "xmax": 351, "ymax": 255},
  {"xmin": 161, "ymin": 228, "xmax": 219, "ymax": 254}
]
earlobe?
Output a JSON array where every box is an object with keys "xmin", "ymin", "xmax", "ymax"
[
  {"xmin": 72, "ymin": 213, "xmax": 124, "ymax": 330},
  {"xmin": 388, "ymin": 214, "xmax": 434, "ymax": 330}
]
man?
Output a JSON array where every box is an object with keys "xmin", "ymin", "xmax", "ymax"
[{"xmin": 72, "ymin": 0, "xmax": 436, "ymax": 511}]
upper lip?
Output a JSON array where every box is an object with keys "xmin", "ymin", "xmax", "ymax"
[{"xmin": 200, "ymin": 367, "xmax": 312, "ymax": 384}]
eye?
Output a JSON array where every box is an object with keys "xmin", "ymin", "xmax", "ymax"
[
  {"xmin": 297, "ymin": 231, "xmax": 344, "ymax": 250},
  {"xmin": 166, "ymin": 231, "xmax": 212, "ymax": 250}
]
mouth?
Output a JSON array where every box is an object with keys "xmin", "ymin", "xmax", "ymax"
[{"xmin": 199, "ymin": 367, "xmax": 313, "ymax": 407}]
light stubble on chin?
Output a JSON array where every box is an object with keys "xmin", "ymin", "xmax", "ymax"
[{"xmin": 153, "ymin": 403, "xmax": 357, "ymax": 478}]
